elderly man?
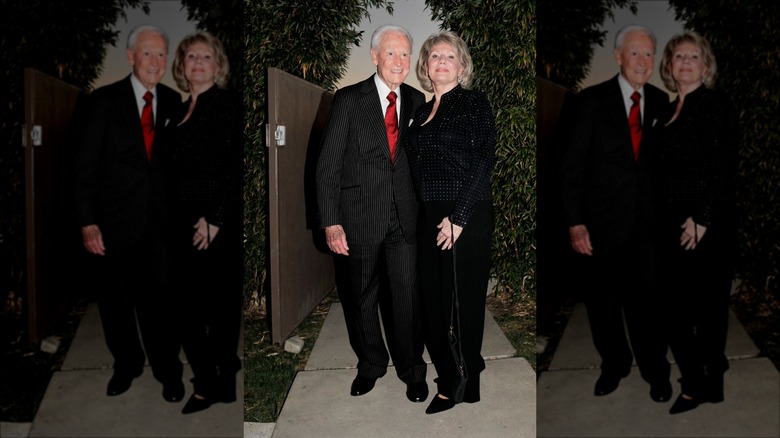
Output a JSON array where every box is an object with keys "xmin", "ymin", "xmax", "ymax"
[
  {"xmin": 316, "ymin": 24, "xmax": 428, "ymax": 403},
  {"xmin": 561, "ymin": 24, "xmax": 672, "ymax": 402},
  {"xmin": 74, "ymin": 24, "xmax": 183, "ymax": 402}
]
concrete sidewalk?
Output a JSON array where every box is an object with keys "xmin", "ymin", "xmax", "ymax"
[
  {"xmin": 245, "ymin": 302, "xmax": 536, "ymax": 438},
  {"xmin": 18, "ymin": 302, "xmax": 243, "ymax": 438},
  {"xmin": 2, "ymin": 294, "xmax": 532, "ymax": 438},
  {"xmin": 537, "ymin": 303, "xmax": 780, "ymax": 437}
]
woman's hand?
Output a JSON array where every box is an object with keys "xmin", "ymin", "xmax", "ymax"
[
  {"xmin": 436, "ymin": 217, "xmax": 463, "ymax": 251},
  {"xmin": 193, "ymin": 216, "xmax": 220, "ymax": 250},
  {"xmin": 680, "ymin": 216, "xmax": 706, "ymax": 250}
]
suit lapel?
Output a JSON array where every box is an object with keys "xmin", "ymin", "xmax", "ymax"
[
  {"xmin": 155, "ymin": 86, "xmax": 175, "ymax": 132},
  {"xmin": 398, "ymin": 84, "xmax": 413, "ymax": 141},
  {"xmin": 606, "ymin": 76, "xmax": 636, "ymax": 160},
  {"xmin": 119, "ymin": 76, "xmax": 149, "ymax": 161},
  {"xmin": 359, "ymin": 77, "xmax": 393, "ymax": 160},
  {"xmin": 642, "ymin": 89, "xmax": 662, "ymax": 132}
]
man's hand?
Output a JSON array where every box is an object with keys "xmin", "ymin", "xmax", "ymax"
[
  {"xmin": 82, "ymin": 225, "xmax": 106, "ymax": 256},
  {"xmin": 193, "ymin": 217, "xmax": 220, "ymax": 250},
  {"xmin": 325, "ymin": 225, "xmax": 349, "ymax": 255},
  {"xmin": 569, "ymin": 224, "xmax": 593, "ymax": 256},
  {"xmin": 436, "ymin": 217, "xmax": 463, "ymax": 251}
]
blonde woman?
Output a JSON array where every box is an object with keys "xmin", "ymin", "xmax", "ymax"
[
  {"xmin": 405, "ymin": 31, "xmax": 496, "ymax": 414},
  {"xmin": 167, "ymin": 31, "xmax": 243, "ymax": 415}
]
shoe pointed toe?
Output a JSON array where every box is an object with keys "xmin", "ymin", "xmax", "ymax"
[
  {"xmin": 669, "ymin": 394, "xmax": 701, "ymax": 414},
  {"xmin": 182, "ymin": 394, "xmax": 214, "ymax": 414},
  {"xmin": 425, "ymin": 394, "xmax": 455, "ymax": 414}
]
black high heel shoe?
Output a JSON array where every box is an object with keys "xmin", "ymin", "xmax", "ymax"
[
  {"xmin": 669, "ymin": 394, "xmax": 701, "ymax": 415},
  {"xmin": 425, "ymin": 394, "xmax": 455, "ymax": 414},
  {"xmin": 182, "ymin": 394, "xmax": 214, "ymax": 415}
]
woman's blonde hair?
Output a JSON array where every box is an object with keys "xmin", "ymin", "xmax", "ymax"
[
  {"xmin": 172, "ymin": 31, "xmax": 230, "ymax": 92},
  {"xmin": 416, "ymin": 31, "xmax": 473, "ymax": 93},
  {"xmin": 660, "ymin": 31, "xmax": 718, "ymax": 92}
]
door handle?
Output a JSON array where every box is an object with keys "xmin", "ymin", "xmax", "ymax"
[
  {"xmin": 274, "ymin": 125, "xmax": 286, "ymax": 147},
  {"xmin": 31, "ymin": 125, "xmax": 42, "ymax": 146}
]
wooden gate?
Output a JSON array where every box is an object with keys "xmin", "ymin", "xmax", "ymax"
[
  {"xmin": 266, "ymin": 68, "xmax": 336, "ymax": 344},
  {"xmin": 23, "ymin": 68, "xmax": 85, "ymax": 343}
]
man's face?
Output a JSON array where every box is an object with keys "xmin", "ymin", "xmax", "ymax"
[
  {"xmin": 615, "ymin": 31, "xmax": 655, "ymax": 90},
  {"xmin": 127, "ymin": 31, "xmax": 167, "ymax": 90},
  {"xmin": 371, "ymin": 31, "xmax": 411, "ymax": 90}
]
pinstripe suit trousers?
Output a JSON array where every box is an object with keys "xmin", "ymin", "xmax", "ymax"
[{"xmin": 344, "ymin": 203, "xmax": 427, "ymax": 384}]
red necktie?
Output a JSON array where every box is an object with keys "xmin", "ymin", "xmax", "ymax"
[
  {"xmin": 141, "ymin": 91, "xmax": 155, "ymax": 161},
  {"xmin": 628, "ymin": 91, "xmax": 642, "ymax": 161},
  {"xmin": 384, "ymin": 91, "xmax": 398, "ymax": 160}
]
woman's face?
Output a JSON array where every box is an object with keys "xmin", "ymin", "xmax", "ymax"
[
  {"xmin": 426, "ymin": 42, "xmax": 463, "ymax": 90},
  {"xmin": 183, "ymin": 41, "xmax": 218, "ymax": 88},
  {"xmin": 671, "ymin": 41, "xmax": 705, "ymax": 88}
]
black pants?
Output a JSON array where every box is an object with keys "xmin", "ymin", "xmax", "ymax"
[
  {"xmin": 419, "ymin": 200, "xmax": 492, "ymax": 402},
  {"xmin": 344, "ymin": 204, "xmax": 427, "ymax": 384},
  {"xmin": 94, "ymin": 231, "xmax": 182, "ymax": 384},
  {"xmin": 170, "ymin": 203, "xmax": 243, "ymax": 397},
  {"xmin": 658, "ymin": 204, "xmax": 733, "ymax": 397},
  {"xmin": 580, "ymin": 230, "xmax": 671, "ymax": 385}
]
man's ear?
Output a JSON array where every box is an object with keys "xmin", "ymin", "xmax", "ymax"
[{"xmin": 370, "ymin": 49, "xmax": 379, "ymax": 66}]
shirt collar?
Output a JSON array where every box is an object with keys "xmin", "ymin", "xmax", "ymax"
[
  {"xmin": 130, "ymin": 74, "xmax": 155, "ymax": 102},
  {"xmin": 617, "ymin": 73, "xmax": 643, "ymax": 102},
  {"xmin": 374, "ymin": 73, "xmax": 401, "ymax": 117},
  {"xmin": 617, "ymin": 74, "xmax": 645, "ymax": 117},
  {"xmin": 375, "ymin": 73, "xmax": 400, "ymax": 99}
]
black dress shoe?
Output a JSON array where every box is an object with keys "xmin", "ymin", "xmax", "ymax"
[
  {"xmin": 650, "ymin": 380, "xmax": 673, "ymax": 402},
  {"xmin": 163, "ymin": 380, "xmax": 185, "ymax": 402},
  {"xmin": 594, "ymin": 370, "xmax": 628, "ymax": 396},
  {"xmin": 425, "ymin": 394, "xmax": 455, "ymax": 414},
  {"xmin": 669, "ymin": 394, "xmax": 701, "ymax": 414},
  {"xmin": 106, "ymin": 370, "xmax": 142, "ymax": 396},
  {"xmin": 406, "ymin": 381, "xmax": 429, "ymax": 403},
  {"xmin": 182, "ymin": 394, "xmax": 213, "ymax": 415},
  {"xmin": 350, "ymin": 375, "xmax": 377, "ymax": 396}
]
